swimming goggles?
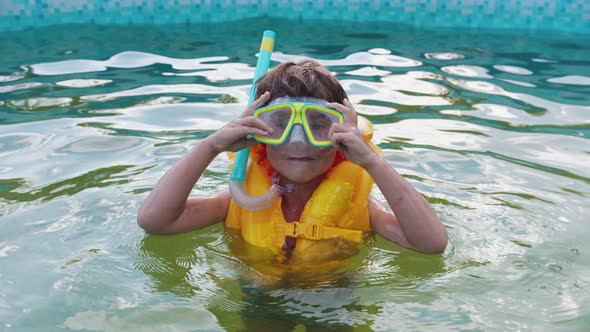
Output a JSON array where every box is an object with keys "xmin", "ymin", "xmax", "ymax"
[{"xmin": 252, "ymin": 102, "xmax": 344, "ymax": 147}]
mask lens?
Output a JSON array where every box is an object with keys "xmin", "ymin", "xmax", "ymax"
[
  {"xmin": 256, "ymin": 107, "xmax": 293, "ymax": 141},
  {"xmin": 304, "ymin": 108, "xmax": 340, "ymax": 143}
]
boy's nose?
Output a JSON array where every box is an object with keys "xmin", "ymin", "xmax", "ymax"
[{"xmin": 287, "ymin": 124, "xmax": 309, "ymax": 144}]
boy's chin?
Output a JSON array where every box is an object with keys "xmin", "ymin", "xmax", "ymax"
[
  {"xmin": 279, "ymin": 169, "xmax": 324, "ymax": 184},
  {"xmin": 271, "ymin": 159, "xmax": 333, "ymax": 184}
]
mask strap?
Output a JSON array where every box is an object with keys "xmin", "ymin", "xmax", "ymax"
[{"xmin": 269, "ymin": 96, "xmax": 329, "ymax": 106}]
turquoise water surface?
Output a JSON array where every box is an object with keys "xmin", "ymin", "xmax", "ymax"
[{"xmin": 1, "ymin": 19, "xmax": 589, "ymax": 331}]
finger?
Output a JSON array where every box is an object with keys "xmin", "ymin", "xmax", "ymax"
[
  {"xmin": 240, "ymin": 91, "xmax": 270, "ymax": 118},
  {"xmin": 249, "ymin": 91, "xmax": 271, "ymax": 111},
  {"xmin": 328, "ymin": 123, "xmax": 355, "ymax": 137},
  {"xmin": 245, "ymin": 127, "xmax": 272, "ymax": 137},
  {"xmin": 237, "ymin": 116, "xmax": 274, "ymax": 134},
  {"xmin": 342, "ymin": 98, "xmax": 359, "ymax": 125},
  {"xmin": 330, "ymin": 132, "xmax": 349, "ymax": 151},
  {"xmin": 229, "ymin": 137, "xmax": 260, "ymax": 152},
  {"xmin": 328, "ymin": 122, "xmax": 349, "ymax": 139},
  {"xmin": 233, "ymin": 122, "xmax": 271, "ymax": 138},
  {"xmin": 326, "ymin": 99, "xmax": 358, "ymax": 126},
  {"xmin": 241, "ymin": 91, "xmax": 270, "ymax": 117}
]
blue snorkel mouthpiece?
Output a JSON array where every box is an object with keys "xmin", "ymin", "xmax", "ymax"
[{"xmin": 229, "ymin": 30, "xmax": 281, "ymax": 211}]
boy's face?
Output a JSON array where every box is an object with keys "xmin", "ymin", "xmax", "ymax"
[{"xmin": 266, "ymin": 125, "xmax": 336, "ymax": 183}]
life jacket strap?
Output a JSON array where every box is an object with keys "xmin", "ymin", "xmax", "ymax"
[{"xmin": 284, "ymin": 222, "xmax": 363, "ymax": 243}]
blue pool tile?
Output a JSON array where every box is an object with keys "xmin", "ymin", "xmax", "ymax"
[{"xmin": 0, "ymin": 0, "xmax": 588, "ymax": 33}]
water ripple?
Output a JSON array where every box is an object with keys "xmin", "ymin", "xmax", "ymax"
[
  {"xmin": 341, "ymin": 80, "xmax": 452, "ymax": 106},
  {"xmin": 80, "ymin": 84, "xmax": 249, "ymax": 103},
  {"xmin": 547, "ymin": 75, "xmax": 590, "ymax": 85},
  {"xmin": 0, "ymin": 132, "xmax": 45, "ymax": 158},
  {"xmin": 0, "ymin": 71, "xmax": 26, "ymax": 82},
  {"xmin": 424, "ymin": 52, "xmax": 465, "ymax": 60},
  {"xmin": 272, "ymin": 51, "xmax": 423, "ymax": 67},
  {"xmin": 163, "ymin": 63, "xmax": 254, "ymax": 82},
  {"xmin": 0, "ymin": 82, "xmax": 45, "ymax": 93},
  {"xmin": 4, "ymin": 97, "xmax": 74, "ymax": 111},
  {"xmin": 442, "ymin": 65, "xmax": 493, "ymax": 78},
  {"xmin": 446, "ymin": 78, "xmax": 590, "ymax": 126},
  {"xmin": 381, "ymin": 71, "xmax": 449, "ymax": 95},
  {"xmin": 58, "ymin": 137, "xmax": 142, "ymax": 153},
  {"xmin": 0, "ymin": 243, "xmax": 19, "ymax": 257},
  {"xmin": 28, "ymin": 51, "xmax": 231, "ymax": 76},
  {"xmin": 55, "ymin": 79, "xmax": 112, "ymax": 88},
  {"xmin": 344, "ymin": 66, "xmax": 391, "ymax": 76},
  {"xmin": 493, "ymin": 65, "xmax": 533, "ymax": 75},
  {"xmin": 0, "ymin": 165, "xmax": 136, "ymax": 204},
  {"xmin": 63, "ymin": 304, "xmax": 221, "ymax": 332}
]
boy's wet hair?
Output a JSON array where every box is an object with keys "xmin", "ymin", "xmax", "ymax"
[{"xmin": 255, "ymin": 59, "xmax": 348, "ymax": 104}]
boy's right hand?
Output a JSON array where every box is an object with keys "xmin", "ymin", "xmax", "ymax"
[{"xmin": 204, "ymin": 91, "xmax": 273, "ymax": 154}]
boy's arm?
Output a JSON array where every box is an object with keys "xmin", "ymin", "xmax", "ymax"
[
  {"xmin": 327, "ymin": 99, "xmax": 447, "ymax": 253},
  {"xmin": 368, "ymin": 197, "xmax": 414, "ymax": 250},
  {"xmin": 137, "ymin": 92, "xmax": 273, "ymax": 235},
  {"xmin": 141, "ymin": 191, "xmax": 231, "ymax": 235},
  {"xmin": 365, "ymin": 158, "xmax": 447, "ymax": 253},
  {"xmin": 137, "ymin": 141, "xmax": 228, "ymax": 234}
]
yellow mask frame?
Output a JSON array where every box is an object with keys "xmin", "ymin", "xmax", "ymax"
[{"xmin": 252, "ymin": 102, "xmax": 344, "ymax": 147}]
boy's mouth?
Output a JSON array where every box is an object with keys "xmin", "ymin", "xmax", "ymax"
[{"xmin": 287, "ymin": 156, "xmax": 315, "ymax": 161}]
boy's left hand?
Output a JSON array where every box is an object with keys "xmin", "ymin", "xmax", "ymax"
[{"xmin": 326, "ymin": 99, "xmax": 380, "ymax": 169}]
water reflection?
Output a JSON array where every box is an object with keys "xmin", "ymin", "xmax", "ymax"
[
  {"xmin": 55, "ymin": 79, "xmax": 112, "ymax": 88},
  {"xmin": 547, "ymin": 75, "xmax": 590, "ymax": 85},
  {"xmin": 80, "ymin": 83, "xmax": 248, "ymax": 103},
  {"xmin": 0, "ymin": 165, "xmax": 135, "ymax": 202},
  {"xmin": 63, "ymin": 303, "xmax": 222, "ymax": 332},
  {"xmin": 135, "ymin": 233, "xmax": 201, "ymax": 296},
  {"xmin": 493, "ymin": 65, "xmax": 533, "ymax": 75},
  {"xmin": 442, "ymin": 65, "xmax": 493, "ymax": 78},
  {"xmin": 272, "ymin": 51, "xmax": 423, "ymax": 67},
  {"xmin": 424, "ymin": 52, "xmax": 465, "ymax": 60},
  {"xmin": 5, "ymin": 97, "xmax": 74, "ymax": 111},
  {"xmin": 134, "ymin": 224, "xmax": 451, "ymax": 330},
  {"xmin": 0, "ymin": 82, "xmax": 45, "ymax": 93},
  {"xmin": 28, "ymin": 51, "xmax": 234, "ymax": 75}
]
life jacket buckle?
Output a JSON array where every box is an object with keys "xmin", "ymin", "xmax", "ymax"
[{"xmin": 307, "ymin": 223, "xmax": 323, "ymax": 240}]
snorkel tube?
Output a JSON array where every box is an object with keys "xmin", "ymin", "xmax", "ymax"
[{"xmin": 229, "ymin": 30, "xmax": 282, "ymax": 211}]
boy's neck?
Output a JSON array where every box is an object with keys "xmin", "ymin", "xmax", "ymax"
[{"xmin": 279, "ymin": 174, "xmax": 325, "ymax": 219}]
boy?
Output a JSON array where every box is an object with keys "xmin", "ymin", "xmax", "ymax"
[{"xmin": 138, "ymin": 60, "xmax": 447, "ymax": 266}]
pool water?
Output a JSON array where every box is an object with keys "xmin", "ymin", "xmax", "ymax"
[{"xmin": 1, "ymin": 18, "xmax": 589, "ymax": 331}]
